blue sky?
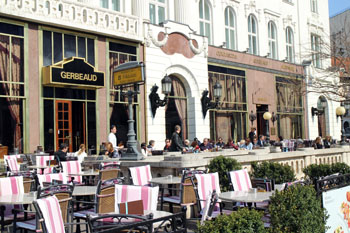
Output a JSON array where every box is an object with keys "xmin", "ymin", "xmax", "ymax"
[{"xmin": 329, "ymin": 0, "xmax": 350, "ymax": 17}]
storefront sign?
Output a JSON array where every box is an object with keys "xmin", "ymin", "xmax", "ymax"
[
  {"xmin": 215, "ymin": 51, "xmax": 237, "ymax": 59},
  {"xmin": 281, "ymin": 64, "xmax": 296, "ymax": 72},
  {"xmin": 42, "ymin": 57, "xmax": 105, "ymax": 89},
  {"xmin": 253, "ymin": 59, "xmax": 268, "ymax": 66},
  {"xmin": 323, "ymin": 185, "xmax": 350, "ymax": 233},
  {"xmin": 113, "ymin": 62, "xmax": 145, "ymax": 86}
]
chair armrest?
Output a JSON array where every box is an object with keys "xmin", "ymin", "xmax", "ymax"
[
  {"xmin": 96, "ymin": 193, "xmax": 114, "ymax": 198},
  {"xmin": 72, "ymin": 200, "xmax": 97, "ymax": 205}
]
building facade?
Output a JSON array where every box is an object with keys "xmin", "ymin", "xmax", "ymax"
[{"xmin": 0, "ymin": 0, "xmax": 340, "ymax": 154}]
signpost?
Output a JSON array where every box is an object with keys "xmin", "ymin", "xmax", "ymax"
[{"xmin": 113, "ymin": 62, "xmax": 145, "ymax": 161}]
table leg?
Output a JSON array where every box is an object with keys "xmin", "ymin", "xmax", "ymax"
[{"xmin": 160, "ymin": 185, "xmax": 164, "ymax": 211}]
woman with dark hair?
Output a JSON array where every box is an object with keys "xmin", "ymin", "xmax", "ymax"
[{"xmin": 314, "ymin": 137, "xmax": 323, "ymax": 149}]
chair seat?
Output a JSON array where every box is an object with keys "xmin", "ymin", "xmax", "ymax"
[
  {"xmin": 74, "ymin": 209, "xmax": 95, "ymax": 219},
  {"xmin": 163, "ymin": 196, "xmax": 180, "ymax": 204},
  {"xmin": 16, "ymin": 219, "xmax": 36, "ymax": 230}
]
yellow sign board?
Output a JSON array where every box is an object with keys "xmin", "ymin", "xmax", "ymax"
[{"xmin": 113, "ymin": 66, "xmax": 144, "ymax": 86}]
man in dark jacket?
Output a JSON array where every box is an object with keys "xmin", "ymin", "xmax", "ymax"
[
  {"xmin": 170, "ymin": 125, "xmax": 185, "ymax": 152},
  {"xmin": 54, "ymin": 143, "xmax": 68, "ymax": 163}
]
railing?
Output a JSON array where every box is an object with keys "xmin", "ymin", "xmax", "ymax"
[{"xmin": 1, "ymin": 0, "xmax": 142, "ymax": 41}]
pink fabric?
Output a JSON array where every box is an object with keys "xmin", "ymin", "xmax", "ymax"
[
  {"xmin": 229, "ymin": 169, "xmax": 252, "ymax": 192},
  {"xmin": 37, "ymin": 156, "xmax": 55, "ymax": 174},
  {"xmin": 37, "ymin": 196, "xmax": 65, "ymax": 233},
  {"xmin": 136, "ymin": 167, "xmax": 142, "ymax": 186},
  {"xmin": 0, "ymin": 176, "xmax": 24, "ymax": 217},
  {"xmin": 61, "ymin": 161, "xmax": 82, "ymax": 183},
  {"xmin": 10, "ymin": 177, "xmax": 19, "ymax": 194},
  {"xmin": 141, "ymin": 186, "xmax": 149, "ymax": 211},
  {"xmin": 121, "ymin": 185, "xmax": 128, "ymax": 203},
  {"xmin": 4, "ymin": 156, "xmax": 19, "ymax": 172},
  {"xmin": 37, "ymin": 173, "xmax": 68, "ymax": 187},
  {"xmin": 195, "ymin": 173, "xmax": 221, "ymax": 210},
  {"xmin": 234, "ymin": 172, "xmax": 242, "ymax": 191},
  {"xmin": 129, "ymin": 165, "xmax": 152, "ymax": 186}
]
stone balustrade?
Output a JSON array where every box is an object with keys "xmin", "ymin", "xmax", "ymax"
[{"xmin": 1, "ymin": 0, "xmax": 142, "ymax": 41}]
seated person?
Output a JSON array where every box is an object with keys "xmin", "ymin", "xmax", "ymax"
[
  {"xmin": 74, "ymin": 144, "xmax": 87, "ymax": 164},
  {"xmin": 199, "ymin": 138, "xmax": 213, "ymax": 151},
  {"xmin": 257, "ymin": 135, "xmax": 265, "ymax": 147},
  {"xmin": 323, "ymin": 136, "xmax": 332, "ymax": 149},
  {"xmin": 141, "ymin": 142, "xmax": 148, "ymax": 157},
  {"xmin": 163, "ymin": 139, "xmax": 171, "ymax": 151},
  {"xmin": 54, "ymin": 143, "xmax": 68, "ymax": 163},
  {"xmin": 147, "ymin": 140, "xmax": 155, "ymax": 152},
  {"xmin": 190, "ymin": 141, "xmax": 200, "ymax": 153},
  {"xmin": 184, "ymin": 139, "xmax": 192, "ymax": 151},
  {"xmin": 105, "ymin": 142, "xmax": 118, "ymax": 158},
  {"xmin": 252, "ymin": 137, "xmax": 258, "ymax": 147},
  {"xmin": 240, "ymin": 138, "xmax": 253, "ymax": 150},
  {"xmin": 216, "ymin": 137, "xmax": 226, "ymax": 148},
  {"xmin": 226, "ymin": 139, "xmax": 238, "ymax": 150},
  {"xmin": 314, "ymin": 136, "xmax": 323, "ymax": 149}
]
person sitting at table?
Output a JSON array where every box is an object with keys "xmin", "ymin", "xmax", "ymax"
[
  {"xmin": 257, "ymin": 135, "xmax": 265, "ymax": 147},
  {"xmin": 105, "ymin": 142, "xmax": 117, "ymax": 158},
  {"xmin": 226, "ymin": 138, "xmax": 239, "ymax": 150},
  {"xmin": 314, "ymin": 136, "xmax": 323, "ymax": 149},
  {"xmin": 240, "ymin": 138, "xmax": 253, "ymax": 150},
  {"xmin": 199, "ymin": 138, "xmax": 213, "ymax": 151},
  {"xmin": 74, "ymin": 144, "xmax": 87, "ymax": 164},
  {"xmin": 216, "ymin": 137, "xmax": 226, "ymax": 148},
  {"xmin": 147, "ymin": 140, "xmax": 155, "ymax": 152},
  {"xmin": 141, "ymin": 142, "xmax": 148, "ymax": 157},
  {"xmin": 184, "ymin": 139, "xmax": 191, "ymax": 151},
  {"xmin": 163, "ymin": 139, "xmax": 171, "ymax": 151},
  {"xmin": 54, "ymin": 143, "xmax": 68, "ymax": 163},
  {"xmin": 190, "ymin": 140, "xmax": 200, "ymax": 153}
]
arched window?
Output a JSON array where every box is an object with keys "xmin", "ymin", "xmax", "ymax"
[
  {"xmin": 268, "ymin": 21, "xmax": 278, "ymax": 59},
  {"xmin": 248, "ymin": 14, "xmax": 258, "ymax": 55},
  {"xmin": 199, "ymin": 0, "xmax": 212, "ymax": 44},
  {"xmin": 286, "ymin": 27, "xmax": 294, "ymax": 62},
  {"xmin": 149, "ymin": 0, "xmax": 166, "ymax": 25},
  {"xmin": 224, "ymin": 7, "xmax": 236, "ymax": 50}
]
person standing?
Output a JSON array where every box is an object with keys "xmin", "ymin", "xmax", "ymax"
[
  {"xmin": 170, "ymin": 125, "xmax": 185, "ymax": 152},
  {"xmin": 54, "ymin": 143, "xmax": 68, "ymax": 163},
  {"xmin": 248, "ymin": 127, "xmax": 256, "ymax": 144},
  {"xmin": 108, "ymin": 125, "xmax": 118, "ymax": 152}
]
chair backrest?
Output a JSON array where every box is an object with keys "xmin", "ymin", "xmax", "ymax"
[
  {"xmin": 95, "ymin": 178, "xmax": 124, "ymax": 214},
  {"xmin": 4, "ymin": 155, "xmax": 19, "ymax": 172},
  {"xmin": 99, "ymin": 169, "xmax": 119, "ymax": 181},
  {"xmin": 228, "ymin": 169, "xmax": 252, "ymax": 191},
  {"xmin": 179, "ymin": 170, "xmax": 207, "ymax": 205},
  {"xmin": 115, "ymin": 185, "xmax": 159, "ymax": 213},
  {"xmin": 194, "ymin": 172, "xmax": 221, "ymax": 210},
  {"xmin": 61, "ymin": 161, "xmax": 82, "ymax": 183},
  {"xmin": 129, "ymin": 165, "xmax": 152, "ymax": 186},
  {"xmin": 36, "ymin": 155, "xmax": 55, "ymax": 174},
  {"xmin": 0, "ymin": 176, "xmax": 24, "ymax": 217},
  {"xmin": 34, "ymin": 195, "xmax": 66, "ymax": 233},
  {"xmin": 23, "ymin": 176, "xmax": 34, "ymax": 193},
  {"xmin": 37, "ymin": 173, "xmax": 68, "ymax": 188},
  {"xmin": 100, "ymin": 161, "xmax": 120, "ymax": 170}
]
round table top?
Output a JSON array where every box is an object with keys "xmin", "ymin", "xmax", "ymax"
[
  {"xmin": 28, "ymin": 165, "xmax": 49, "ymax": 169},
  {"xmin": 68, "ymin": 171, "xmax": 99, "ymax": 176},
  {"xmin": 219, "ymin": 191, "xmax": 274, "ymax": 203},
  {"xmin": 72, "ymin": 186, "xmax": 97, "ymax": 197},
  {"xmin": 150, "ymin": 176, "xmax": 181, "ymax": 185},
  {"xmin": 0, "ymin": 192, "xmax": 37, "ymax": 205}
]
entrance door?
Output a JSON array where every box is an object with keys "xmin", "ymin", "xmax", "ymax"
[
  {"xmin": 56, "ymin": 101, "xmax": 72, "ymax": 152},
  {"xmin": 256, "ymin": 105, "xmax": 269, "ymax": 137}
]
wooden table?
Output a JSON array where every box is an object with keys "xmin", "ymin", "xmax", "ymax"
[
  {"xmin": 150, "ymin": 176, "xmax": 182, "ymax": 211},
  {"xmin": 72, "ymin": 186, "xmax": 97, "ymax": 197}
]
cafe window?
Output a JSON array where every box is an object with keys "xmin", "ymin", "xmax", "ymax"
[
  {"xmin": 43, "ymin": 30, "xmax": 95, "ymax": 66},
  {"xmin": 0, "ymin": 22, "xmax": 25, "ymax": 153},
  {"xmin": 208, "ymin": 66, "xmax": 247, "ymax": 143},
  {"xmin": 276, "ymin": 76, "xmax": 304, "ymax": 139},
  {"xmin": 109, "ymin": 42, "xmax": 139, "ymax": 144},
  {"xmin": 149, "ymin": 0, "xmax": 166, "ymax": 25}
]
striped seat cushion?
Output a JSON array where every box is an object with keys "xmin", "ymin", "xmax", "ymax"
[
  {"xmin": 195, "ymin": 173, "xmax": 221, "ymax": 211},
  {"xmin": 61, "ymin": 161, "xmax": 82, "ymax": 184},
  {"xmin": 229, "ymin": 169, "xmax": 252, "ymax": 191},
  {"xmin": 129, "ymin": 165, "xmax": 152, "ymax": 186},
  {"xmin": 36, "ymin": 155, "xmax": 55, "ymax": 174},
  {"xmin": 0, "ymin": 176, "xmax": 24, "ymax": 217},
  {"xmin": 37, "ymin": 173, "xmax": 68, "ymax": 187},
  {"xmin": 36, "ymin": 196, "xmax": 65, "ymax": 233},
  {"xmin": 16, "ymin": 218, "xmax": 36, "ymax": 231}
]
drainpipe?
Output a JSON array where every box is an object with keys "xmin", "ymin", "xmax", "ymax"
[{"xmin": 302, "ymin": 60, "xmax": 312, "ymax": 139}]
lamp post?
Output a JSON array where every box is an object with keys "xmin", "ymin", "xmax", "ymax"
[
  {"xmin": 149, "ymin": 75, "xmax": 172, "ymax": 117},
  {"xmin": 200, "ymin": 81, "xmax": 222, "ymax": 118},
  {"xmin": 336, "ymin": 106, "xmax": 346, "ymax": 145},
  {"xmin": 263, "ymin": 112, "xmax": 272, "ymax": 146}
]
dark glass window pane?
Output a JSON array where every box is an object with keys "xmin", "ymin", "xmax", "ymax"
[
  {"xmin": 58, "ymin": 121, "xmax": 63, "ymax": 129},
  {"xmin": 87, "ymin": 90, "xmax": 96, "ymax": 100},
  {"xmin": 0, "ymin": 35, "xmax": 9, "ymax": 84},
  {"xmin": 129, "ymin": 55, "xmax": 137, "ymax": 61},
  {"xmin": 109, "ymin": 42, "xmax": 137, "ymax": 54},
  {"xmin": 64, "ymin": 34, "xmax": 76, "ymax": 58},
  {"xmin": 43, "ymin": 30, "xmax": 52, "ymax": 66},
  {"xmin": 58, "ymin": 112, "xmax": 63, "ymax": 119},
  {"xmin": 64, "ymin": 103, "xmax": 68, "ymax": 111},
  {"xmin": 78, "ymin": 37, "xmax": 86, "ymax": 59},
  {"xmin": 58, "ymin": 103, "xmax": 63, "ymax": 111},
  {"xmin": 11, "ymin": 37, "xmax": 24, "ymax": 83},
  {"xmin": 55, "ymin": 88, "xmax": 85, "ymax": 99},
  {"xmin": 44, "ymin": 100, "xmax": 54, "ymax": 152},
  {"xmin": 0, "ymin": 22, "xmax": 24, "ymax": 36},
  {"xmin": 87, "ymin": 102, "xmax": 96, "ymax": 152},
  {"xmin": 87, "ymin": 38, "xmax": 95, "ymax": 66},
  {"xmin": 43, "ymin": 87, "xmax": 54, "ymax": 98},
  {"xmin": 54, "ymin": 32, "xmax": 63, "ymax": 63},
  {"xmin": 64, "ymin": 112, "xmax": 68, "ymax": 120}
]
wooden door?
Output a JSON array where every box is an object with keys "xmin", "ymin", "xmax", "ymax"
[{"xmin": 56, "ymin": 100, "xmax": 72, "ymax": 152}]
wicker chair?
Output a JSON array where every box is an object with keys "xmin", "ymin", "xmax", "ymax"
[
  {"xmin": 23, "ymin": 176, "xmax": 35, "ymax": 193},
  {"xmin": 99, "ymin": 169, "xmax": 119, "ymax": 181}
]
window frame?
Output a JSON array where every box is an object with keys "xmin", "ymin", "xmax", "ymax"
[
  {"xmin": 224, "ymin": 7, "xmax": 236, "ymax": 50},
  {"xmin": 310, "ymin": 0, "xmax": 318, "ymax": 13},
  {"xmin": 311, "ymin": 34, "xmax": 322, "ymax": 68},
  {"xmin": 100, "ymin": 0, "xmax": 121, "ymax": 11},
  {"xmin": 199, "ymin": 0, "xmax": 212, "ymax": 45},
  {"xmin": 285, "ymin": 27, "xmax": 294, "ymax": 63},
  {"xmin": 247, "ymin": 14, "xmax": 259, "ymax": 55},
  {"xmin": 149, "ymin": 0, "xmax": 167, "ymax": 25},
  {"xmin": 268, "ymin": 21, "xmax": 278, "ymax": 59}
]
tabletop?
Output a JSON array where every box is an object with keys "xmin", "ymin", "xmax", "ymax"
[
  {"xmin": 68, "ymin": 171, "xmax": 99, "ymax": 176},
  {"xmin": 219, "ymin": 190, "xmax": 274, "ymax": 203},
  {"xmin": 27, "ymin": 165, "xmax": 49, "ymax": 169},
  {"xmin": 0, "ymin": 192, "xmax": 37, "ymax": 205},
  {"xmin": 149, "ymin": 176, "xmax": 181, "ymax": 185},
  {"xmin": 72, "ymin": 186, "xmax": 97, "ymax": 196}
]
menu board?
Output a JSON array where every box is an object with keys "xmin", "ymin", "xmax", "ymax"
[{"xmin": 323, "ymin": 185, "xmax": 350, "ymax": 233}]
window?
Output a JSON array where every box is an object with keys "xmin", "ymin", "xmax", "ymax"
[
  {"xmin": 285, "ymin": 27, "xmax": 294, "ymax": 62},
  {"xmin": 149, "ymin": 0, "xmax": 166, "ymax": 25},
  {"xmin": 224, "ymin": 7, "xmax": 236, "ymax": 50},
  {"xmin": 310, "ymin": 0, "xmax": 317, "ymax": 13},
  {"xmin": 248, "ymin": 14, "xmax": 258, "ymax": 55},
  {"xmin": 311, "ymin": 34, "xmax": 321, "ymax": 68},
  {"xmin": 199, "ymin": 0, "xmax": 212, "ymax": 45},
  {"xmin": 268, "ymin": 21, "xmax": 278, "ymax": 59},
  {"xmin": 100, "ymin": 0, "xmax": 120, "ymax": 11}
]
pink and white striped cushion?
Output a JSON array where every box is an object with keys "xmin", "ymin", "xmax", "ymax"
[
  {"xmin": 36, "ymin": 195, "xmax": 65, "ymax": 233},
  {"xmin": 61, "ymin": 161, "xmax": 82, "ymax": 183},
  {"xmin": 4, "ymin": 156, "xmax": 19, "ymax": 172},
  {"xmin": 129, "ymin": 165, "xmax": 152, "ymax": 186},
  {"xmin": 115, "ymin": 185, "xmax": 159, "ymax": 214},
  {"xmin": 0, "ymin": 176, "xmax": 24, "ymax": 217},
  {"xmin": 229, "ymin": 169, "xmax": 252, "ymax": 191},
  {"xmin": 37, "ymin": 173, "xmax": 68, "ymax": 187},
  {"xmin": 195, "ymin": 173, "xmax": 221, "ymax": 210},
  {"xmin": 36, "ymin": 155, "xmax": 55, "ymax": 174}
]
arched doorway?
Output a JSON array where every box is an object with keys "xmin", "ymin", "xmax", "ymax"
[
  {"xmin": 317, "ymin": 96, "xmax": 328, "ymax": 137},
  {"xmin": 165, "ymin": 76, "xmax": 188, "ymax": 140}
]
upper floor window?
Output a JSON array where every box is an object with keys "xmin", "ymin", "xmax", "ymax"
[
  {"xmin": 285, "ymin": 27, "xmax": 294, "ymax": 62},
  {"xmin": 268, "ymin": 21, "xmax": 278, "ymax": 59},
  {"xmin": 199, "ymin": 0, "xmax": 212, "ymax": 45},
  {"xmin": 224, "ymin": 7, "xmax": 236, "ymax": 50},
  {"xmin": 100, "ymin": 0, "xmax": 120, "ymax": 11},
  {"xmin": 310, "ymin": 0, "xmax": 317, "ymax": 13},
  {"xmin": 311, "ymin": 34, "xmax": 321, "ymax": 68},
  {"xmin": 149, "ymin": 0, "xmax": 166, "ymax": 25},
  {"xmin": 248, "ymin": 14, "xmax": 258, "ymax": 55}
]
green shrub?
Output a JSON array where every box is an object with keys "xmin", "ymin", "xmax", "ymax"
[
  {"xmin": 250, "ymin": 161, "xmax": 296, "ymax": 184},
  {"xmin": 196, "ymin": 208, "xmax": 266, "ymax": 233},
  {"xmin": 303, "ymin": 162, "xmax": 350, "ymax": 181},
  {"xmin": 208, "ymin": 156, "xmax": 241, "ymax": 192},
  {"xmin": 269, "ymin": 185, "xmax": 328, "ymax": 233}
]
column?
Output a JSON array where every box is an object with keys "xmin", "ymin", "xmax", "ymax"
[
  {"xmin": 174, "ymin": 0, "xmax": 198, "ymax": 31},
  {"xmin": 132, "ymin": 0, "xmax": 149, "ymax": 20}
]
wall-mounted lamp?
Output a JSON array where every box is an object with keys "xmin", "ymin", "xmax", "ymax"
[
  {"xmin": 311, "ymin": 100, "xmax": 327, "ymax": 117},
  {"xmin": 201, "ymin": 81, "xmax": 222, "ymax": 118},
  {"xmin": 149, "ymin": 75, "xmax": 172, "ymax": 117},
  {"xmin": 271, "ymin": 112, "xmax": 278, "ymax": 126},
  {"xmin": 249, "ymin": 110, "xmax": 257, "ymax": 126}
]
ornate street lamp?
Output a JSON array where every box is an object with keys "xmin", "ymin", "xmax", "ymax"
[
  {"xmin": 271, "ymin": 112, "xmax": 278, "ymax": 126},
  {"xmin": 201, "ymin": 81, "xmax": 222, "ymax": 118},
  {"xmin": 263, "ymin": 112, "xmax": 272, "ymax": 146},
  {"xmin": 249, "ymin": 110, "xmax": 257, "ymax": 126},
  {"xmin": 149, "ymin": 75, "xmax": 172, "ymax": 117},
  {"xmin": 336, "ymin": 106, "xmax": 346, "ymax": 145}
]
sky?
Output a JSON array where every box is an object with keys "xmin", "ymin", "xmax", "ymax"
[{"xmin": 329, "ymin": 0, "xmax": 350, "ymax": 17}]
